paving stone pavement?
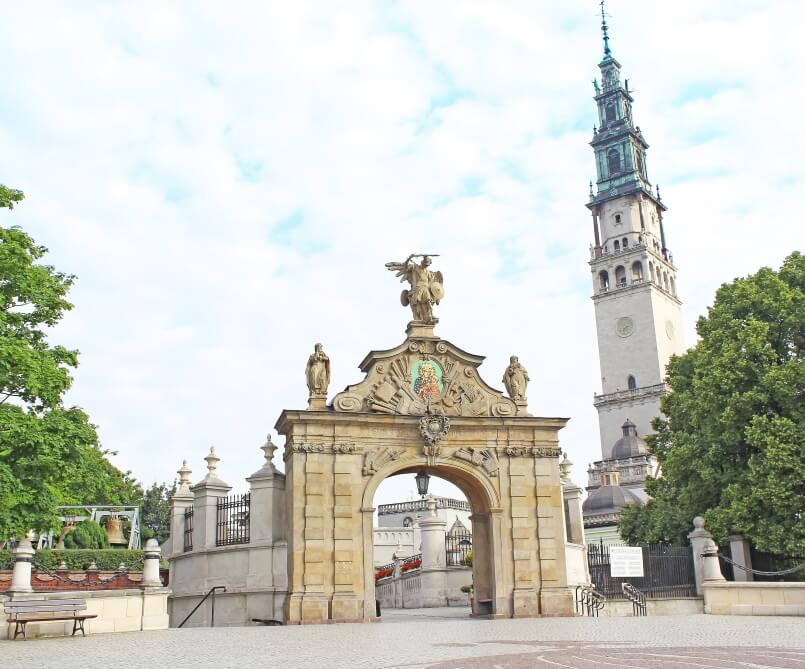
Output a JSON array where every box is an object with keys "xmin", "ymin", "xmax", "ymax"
[{"xmin": 2, "ymin": 610, "xmax": 805, "ymax": 668}]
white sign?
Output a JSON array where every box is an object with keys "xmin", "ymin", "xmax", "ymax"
[{"xmin": 610, "ymin": 546, "xmax": 644, "ymax": 578}]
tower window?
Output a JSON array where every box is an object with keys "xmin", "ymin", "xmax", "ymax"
[
  {"xmin": 598, "ymin": 270, "xmax": 609, "ymax": 292},
  {"xmin": 614, "ymin": 240, "xmax": 620, "ymax": 253},
  {"xmin": 636, "ymin": 152, "xmax": 644, "ymax": 176},
  {"xmin": 670, "ymin": 276, "xmax": 676, "ymax": 295},
  {"xmin": 631, "ymin": 260, "xmax": 643, "ymax": 283},
  {"xmin": 615, "ymin": 265, "xmax": 626, "ymax": 287},
  {"xmin": 607, "ymin": 149, "xmax": 621, "ymax": 175},
  {"xmin": 622, "ymin": 237, "xmax": 629, "ymax": 248},
  {"xmin": 605, "ymin": 103, "xmax": 617, "ymax": 123},
  {"xmin": 615, "ymin": 214, "xmax": 621, "ymax": 224},
  {"xmin": 627, "ymin": 375, "xmax": 637, "ymax": 390}
]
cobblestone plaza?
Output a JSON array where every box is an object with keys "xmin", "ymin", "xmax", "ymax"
[{"xmin": 3, "ymin": 610, "xmax": 804, "ymax": 668}]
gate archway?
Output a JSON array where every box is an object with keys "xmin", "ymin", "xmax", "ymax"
[{"xmin": 276, "ymin": 325, "xmax": 575, "ymax": 624}]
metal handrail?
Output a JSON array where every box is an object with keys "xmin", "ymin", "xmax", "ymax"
[
  {"xmin": 621, "ymin": 582, "xmax": 647, "ymax": 616},
  {"xmin": 178, "ymin": 586, "xmax": 226, "ymax": 628},
  {"xmin": 575, "ymin": 585, "xmax": 606, "ymax": 617}
]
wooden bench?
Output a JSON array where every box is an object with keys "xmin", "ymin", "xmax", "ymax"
[{"xmin": 5, "ymin": 599, "xmax": 97, "ymax": 639}]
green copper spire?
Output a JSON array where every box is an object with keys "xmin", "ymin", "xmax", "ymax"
[{"xmin": 600, "ymin": 0, "xmax": 612, "ymax": 58}]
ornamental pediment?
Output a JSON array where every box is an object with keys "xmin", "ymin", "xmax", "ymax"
[{"xmin": 331, "ymin": 336, "xmax": 519, "ymax": 418}]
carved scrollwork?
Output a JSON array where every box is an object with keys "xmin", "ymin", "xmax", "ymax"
[
  {"xmin": 362, "ymin": 447, "xmax": 402, "ymax": 476},
  {"xmin": 435, "ymin": 341, "xmax": 448, "ymax": 354},
  {"xmin": 334, "ymin": 393, "xmax": 363, "ymax": 412},
  {"xmin": 505, "ymin": 446, "xmax": 561, "ymax": 458},
  {"xmin": 291, "ymin": 443, "xmax": 325, "ymax": 454},
  {"xmin": 333, "ymin": 443, "xmax": 356, "ymax": 454},
  {"xmin": 453, "ymin": 447, "xmax": 499, "ymax": 476},
  {"xmin": 420, "ymin": 413, "xmax": 450, "ymax": 446},
  {"xmin": 532, "ymin": 447, "xmax": 561, "ymax": 458}
]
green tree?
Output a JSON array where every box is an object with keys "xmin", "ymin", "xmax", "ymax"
[
  {"xmin": 0, "ymin": 187, "xmax": 140, "ymax": 538},
  {"xmin": 139, "ymin": 482, "xmax": 176, "ymax": 545},
  {"xmin": 619, "ymin": 252, "xmax": 805, "ymax": 555},
  {"xmin": 63, "ymin": 519, "xmax": 109, "ymax": 549}
]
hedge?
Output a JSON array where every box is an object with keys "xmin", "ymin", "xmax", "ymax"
[{"xmin": 0, "ymin": 549, "xmax": 150, "ymax": 571}]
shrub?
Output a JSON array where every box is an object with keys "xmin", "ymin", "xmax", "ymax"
[
  {"xmin": 0, "ymin": 549, "xmax": 148, "ymax": 571},
  {"xmin": 463, "ymin": 550, "xmax": 473, "ymax": 567},
  {"xmin": 63, "ymin": 520, "xmax": 109, "ymax": 549},
  {"xmin": 460, "ymin": 584, "xmax": 473, "ymax": 594}
]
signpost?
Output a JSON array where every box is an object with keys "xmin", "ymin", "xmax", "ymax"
[{"xmin": 610, "ymin": 546, "xmax": 644, "ymax": 578}]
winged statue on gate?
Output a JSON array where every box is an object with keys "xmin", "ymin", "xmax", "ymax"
[{"xmin": 385, "ymin": 254, "xmax": 444, "ymax": 324}]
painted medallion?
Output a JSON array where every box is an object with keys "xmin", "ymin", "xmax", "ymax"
[{"xmin": 411, "ymin": 359, "xmax": 443, "ymax": 401}]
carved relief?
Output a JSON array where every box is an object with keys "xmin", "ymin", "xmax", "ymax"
[
  {"xmin": 291, "ymin": 443, "xmax": 325, "ymax": 454},
  {"xmin": 505, "ymin": 446, "xmax": 561, "ymax": 458},
  {"xmin": 333, "ymin": 443, "xmax": 356, "ymax": 454},
  {"xmin": 332, "ymin": 337, "xmax": 517, "ymax": 418},
  {"xmin": 362, "ymin": 447, "xmax": 402, "ymax": 476},
  {"xmin": 419, "ymin": 413, "xmax": 450, "ymax": 446},
  {"xmin": 453, "ymin": 447, "xmax": 499, "ymax": 476}
]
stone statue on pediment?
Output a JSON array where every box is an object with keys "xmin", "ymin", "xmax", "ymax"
[
  {"xmin": 385, "ymin": 254, "xmax": 444, "ymax": 324},
  {"xmin": 503, "ymin": 355, "xmax": 529, "ymax": 402},
  {"xmin": 305, "ymin": 343, "xmax": 330, "ymax": 408}
]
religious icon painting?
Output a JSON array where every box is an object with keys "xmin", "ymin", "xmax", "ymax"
[{"xmin": 411, "ymin": 359, "xmax": 444, "ymax": 401}]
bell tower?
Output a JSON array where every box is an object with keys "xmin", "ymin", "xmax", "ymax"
[{"xmin": 583, "ymin": 3, "xmax": 686, "ymax": 538}]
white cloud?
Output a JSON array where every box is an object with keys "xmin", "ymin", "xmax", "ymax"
[{"xmin": 0, "ymin": 1, "xmax": 802, "ymax": 506}]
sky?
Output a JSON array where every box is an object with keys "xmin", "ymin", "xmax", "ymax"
[{"xmin": 1, "ymin": 1, "xmax": 803, "ymax": 508}]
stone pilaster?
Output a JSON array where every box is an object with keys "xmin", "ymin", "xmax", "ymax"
[
  {"xmin": 330, "ymin": 447, "xmax": 361, "ymax": 622},
  {"xmin": 728, "ymin": 535, "xmax": 754, "ymax": 582}
]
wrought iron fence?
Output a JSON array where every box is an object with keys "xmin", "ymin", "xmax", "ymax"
[
  {"xmin": 749, "ymin": 547, "xmax": 805, "ymax": 582},
  {"xmin": 445, "ymin": 528, "xmax": 472, "ymax": 566},
  {"xmin": 183, "ymin": 507, "xmax": 194, "ymax": 552},
  {"xmin": 587, "ymin": 541, "xmax": 696, "ymax": 599},
  {"xmin": 215, "ymin": 493, "xmax": 250, "ymax": 547}
]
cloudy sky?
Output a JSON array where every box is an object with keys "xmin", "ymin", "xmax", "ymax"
[{"xmin": 1, "ymin": 1, "xmax": 802, "ymax": 506}]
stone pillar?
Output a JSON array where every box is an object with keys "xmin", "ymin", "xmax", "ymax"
[
  {"xmin": 418, "ymin": 497, "xmax": 447, "ymax": 607},
  {"xmin": 142, "ymin": 538, "xmax": 163, "ymax": 587},
  {"xmin": 560, "ymin": 454, "xmax": 585, "ymax": 546},
  {"xmin": 190, "ymin": 447, "xmax": 232, "ymax": 550},
  {"xmin": 729, "ymin": 535, "xmax": 754, "ymax": 582},
  {"xmin": 169, "ymin": 461, "xmax": 194, "ymax": 558},
  {"xmin": 246, "ymin": 436, "xmax": 286, "ymax": 544},
  {"xmin": 8, "ymin": 535, "xmax": 35, "ymax": 594},
  {"xmin": 688, "ymin": 516, "xmax": 724, "ymax": 595}
]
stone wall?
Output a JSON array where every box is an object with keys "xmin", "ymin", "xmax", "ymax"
[
  {"xmin": 1, "ymin": 588, "xmax": 169, "ymax": 639},
  {"xmin": 703, "ymin": 582, "xmax": 805, "ymax": 616}
]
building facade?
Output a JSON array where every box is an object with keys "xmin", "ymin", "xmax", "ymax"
[{"xmin": 582, "ymin": 10, "xmax": 686, "ymax": 542}]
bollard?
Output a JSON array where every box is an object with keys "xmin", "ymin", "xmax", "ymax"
[
  {"xmin": 8, "ymin": 535, "xmax": 35, "ymax": 594},
  {"xmin": 142, "ymin": 538, "xmax": 163, "ymax": 587}
]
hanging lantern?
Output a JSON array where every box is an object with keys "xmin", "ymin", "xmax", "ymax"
[{"xmin": 415, "ymin": 470, "xmax": 430, "ymax": 498}]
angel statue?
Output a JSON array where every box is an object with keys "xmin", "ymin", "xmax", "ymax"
[
  {"xmin": 385, "ymin": 254, "xmax": 445, "ymax": 323},
  {"xmin": 305, "ymin": 343, "xmax": 330, "ymax": 399},
  {"xmin": 502, "ymin": 355, "xmax": 529, "ymax": 402}
]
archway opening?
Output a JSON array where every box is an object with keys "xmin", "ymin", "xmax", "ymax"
[{"xmin": 368, "ymin": 463, "xmax": 496, "ymax": 619}]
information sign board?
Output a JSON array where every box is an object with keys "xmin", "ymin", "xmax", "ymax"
[{"xmin": 610, "ymin": 546, "xmax": 644, "ymax": 577}]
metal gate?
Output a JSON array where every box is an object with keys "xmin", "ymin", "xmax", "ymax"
[{"xmin": 587, "ymin": 541, "xmax": 697, "ymax": 599}]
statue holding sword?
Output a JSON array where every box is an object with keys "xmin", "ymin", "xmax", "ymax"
[{"xmin": 385, "ymin": 254, "xmax": 445, "ymax": 324}]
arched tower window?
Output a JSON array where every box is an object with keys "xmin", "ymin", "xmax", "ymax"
[
  {"xmin": 607, "ymin": 148, "xmax": 620, "ymax": 175},
  {"xmin": 614, "ymin": 214, "xmax": 621, "ymax": 224},
  {"xmin": 636, "ymin": 152, "xmax": 644, "ymax": 176},
  {"xmin": 670, "ymin": 276, "xmax": 676, "ymax": 295},
  {"xmin": 627, "ymin": 375, "xmax": 637, "ymax": 390},
  {"xmin": 605, "ymin": 103, "xmax": 617, "ymax": 123},
  {"xmin": 631, "ymin": 260, "xmax": 643, "ymax": 282},
  {"xmin": 622, "ymin": 237, "xmax": 629, "ymax": 248},
  {"xmin": 663, "ymin": 271, "xmax": 669, "ymax": 291},
  {"xmin": 615, "ymin": 265, "xmax": 626, "ymax": 287},
  {"xmin": 614, "ymin": 240, "xmax": 620, "ymax": 253},
  {"xmin": 598, "ymin": 270, "xmax": 609, "ymax": 291}
]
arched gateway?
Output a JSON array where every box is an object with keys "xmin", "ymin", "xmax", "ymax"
[{"xmin": 277, "ymin": 255, "xmax": 575, "ymax": 623}]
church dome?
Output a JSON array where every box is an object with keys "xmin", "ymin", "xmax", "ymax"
[
  {"xmin": 582, "ymin": 484, "xmax": 642, "ymax": 516},
  {"xmin": 611, "ymin": 418, "xmax": 647, "ymax": 459}
]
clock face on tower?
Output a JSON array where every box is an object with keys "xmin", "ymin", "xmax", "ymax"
[{"xmin": 616, "ymin": 316, "xmax": 635, "ymax": 338}]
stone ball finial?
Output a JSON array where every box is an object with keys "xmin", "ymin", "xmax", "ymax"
[{"xmin": 693, "ymin": 516, "xmax": 705, "ymax": 530}]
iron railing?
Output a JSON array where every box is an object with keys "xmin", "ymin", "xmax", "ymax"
[
  {"xmin": 749, "ymin": 547, "xmax": 805, "ymax": 582},
  {"xmin": 178, "ymin": 586, "xmax": 226, "ymax": 628},
  {"xmin": 575, "ymin": 585, "xmax": 606, "ymax": 616},
  {"xmin": 587, "ymin": 541, "xmax": 696, "ymax": 599},
  {"xmin": 622, "ymin": 582, "xmax": 647, "ymax": 616},
  {"xmin": 445, "ymin": 528, "xmax": 472, "ymax": 566},
  {"xmin": 216, "ymin": 493, "xmax": 250, "ymax": 547},
  {"xmin": 183, "ymin": 507, "xmax": 194, "ymax": 552}
]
